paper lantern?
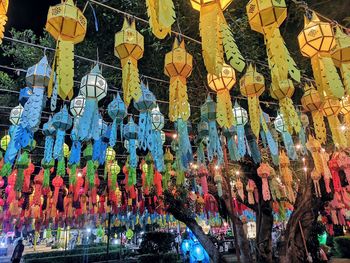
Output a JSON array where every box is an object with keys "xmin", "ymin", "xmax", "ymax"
[
  {"xmin": 9, "ymin": 104, "xmax": 23, "ymax": 125},
  {"xmin": 80, "ymin": 65, "xmax": 107, "ymax": 101},
  {"xmin": 257, "ymin": 163, "xmax": 271, "ymax": 201},
  {"xmin": 1, "ymin": 135, "xmax": 10, "ymax": 151},
  {"xmin": 151, "ymin": 106, "xmax": 165, "ymax": 131},
  {"xmin": 115, "ymin": 18, "xmax": 144, "ymax": 106},
  {"xmin": 190, "ymin": 0, "xmax": 245, "ymax": 74},
  {"xmin": 164, "ymin": 38, "xmax": 192, "ymax": 122},
  {"xmin": 19, "ymin": 87, "xmax": 33, "ymax": 106},
  {"xmin": 63, "ymin": 143, "xmax": 70, "ymax": 158},
  {"xmin": 70, "ymin": 95, "xmax": 86, "ymax": 117},
  {"xmin": 0, "ymin": 0, "xmax": 8, "ymax": 43},
  {"xmin": 207, "ymin": 64, "xmax": 235, "ymax": 128},
  {"xmin": 300, "ymin": 83, "xmax": 326, "ymax": 143},
  {"xmin": 274, "ymin": 114, "xmax": 297, "ymax": 160},
  {"xmin": 298, "ymin": 13, "xmax": 344, "ymax": 99},
  {"xmin": 279, "ymin": 150, "xmax": 295, "ymax": 203},
  {"xmin": 150, "ymin": 105, "xmax": 165, "ymax": 171},
  {"xmin": 108, "ymin": 93, "xmax": 127, "ymax": 147},
  {"xmin": 232, "ymin": 102, "xmax": 248, "ymax": 126},
  {"xmin": 110, "ymin": 161, "xmax": 120, "ymax": 175},
  {"xmin": 232, "ymin": 102, "xmax": 248, "ymax": 157},
  {"xmin": 123, "ymin": 117, "xmax": 139, "ymax": 168},
  {"xmin": 46, "ymin": 0, "xmax": 87, "ymax": 99},
  {"xmin": 105, "ymin": 147, "xmax": 116, "ymax": 162}
]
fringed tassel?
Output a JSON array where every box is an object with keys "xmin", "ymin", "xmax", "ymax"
[
  {"xmin": 279, "ymin": 97, "xmax": 301, "ymax": 134},
  {"xmin": 78, "ymin": 99, "xmax": 98, "ymax": 141},
  {"xmin": 129, "ymin": 139, "xmax": 138, "ymax": 168},
  {"xmin": 53, "ymin": 129, "xmax": 65, "ymax": 160},
  {"xmin": 248, "ymin": 96, "xmax": 261, "ymax": 138},
  {"xmin": 177, "ymin": 119, "xmax": 193, "ymax": 169},
  {"xmin": 151, "ymin": 130, "xmax": 164, "ymax": 172},
  {"xmin": 340, "ymin": 63, "xmax": 350, "ymax": 95},
  {"xmin": 227, "ymin": 136, "xmax": 240, "ymax": 161},
  {"xmin": 138, "ymin": 111, "xmax": 153, "ymax": 151},
  {"xmin": 87, "ymin": 160, "xmax": 95, "ymax": 189},
  {"xmin": 121, "ymin": 58, "xmax": 141, "ymax": 106},
  {"xmin": 21, "ymin": 88, "xmax": 45, "ymax": 133},
  {"xmin": 69, "ymin": 141, "xmax": 81, "ymax": 165},
  {"xmin": 237, "ymin": 125, "xmax": 246, "ymax": 157},
  {"xmin": 15, "ymin": 152, "xmax": 29, "ymax": 192},
  {"xmin": 282, "ymin": 132, "xmax": 297, "ymax": 160},
  {"xmin": 208, "ymin": 121, "xmax": 223, "ymax": 164},
  {"xmin": 169, "ymin": 77, "xmax": 190, "ymax": 121},
  {"xmin": 0, "ymin": 14, "xmax": 8, "ymax": 44},
  {"xmin": 44, "ymin": 136, "xmax": 54, "ymax": 163},
  {"xmin": 216, "ymin": 91, "xmax": 234, "ymax": 128},
  {"xmin": 146, "ymin": 0, "xmax": 174, "ymax": 39},
  {"xmin": 57, "ymin": 39, "xmax": 74, "ymax": 99},
  {"xmin": 327, "ymin": 115, "xmax": 347, "ymax": 148},
  {"xmin": 319, "ymin": 56, "xmax": 344, "ymax": 99},
  {"xmin": 311, "ymin": 110, "xmax": 326, "ymax": 144},
  {"xmin": 261, "ymin": 177, "xmax": 271, "ymax": 201}
]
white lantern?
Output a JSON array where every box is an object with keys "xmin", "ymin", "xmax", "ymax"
[
  {"xmin": 151, "ymin": 105, "xmax": 164, "ymax": 131},
  {"xmin": 79, "ymin": 64, "xmax": 107, "ymax": 101},
  {"xmin": 70, "ymin": 95, "xmax": 86, "ymax": 117},
  {"xmin": 232, "ymin": 103, "xmax": 248, "ymax": 126},
  {"xmin": 161, "ymin": 130, "xmax": 166, "ymax": 145},
  {"xmin": 274, "ymin": 114, "xmax": 287, "ymax": 133},
  {"xmin": 10, "ymin": 104, "xmax": 23, "ymax": 125}
]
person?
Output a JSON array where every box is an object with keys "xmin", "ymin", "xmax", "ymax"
[{"xmin": 11, "ymin": 239, "xmax": 24, "ymax": 263}]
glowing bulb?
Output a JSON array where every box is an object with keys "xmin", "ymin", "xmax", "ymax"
[
  {"xmin": 172, "ymin": 133, "xmax": 178, "ymax": 139},
  {"xmin": 302, "ymin": 157, "xmax": 305, "ymax": 163},
  {"xmin": 303, "ymin": 167, "xmax": 307, "ymax": 172},
  {"xmin": 193, "ymin": 164, "xmax": 198, "ymax": 169},
  {"xmin": 235, "ymin": 170, "xmax": 240, "ymax": 176},
  {"xmin": 341, "ymin": 125, "xmax": 346, "ymax": 131},
  {"xmin": 215, "ymin": 165, "xmax": 219, "ymax": 170},
  {"xmin": 321, "ymin": 148, "xmax": 326, "ymax": 153},
  {"xmin": 295, "ymin": 144, "xmax": 301, "ymax": 150},
  {"xmin": 77, "ymin": 172, "xmax": 82, "ymax": 177}
]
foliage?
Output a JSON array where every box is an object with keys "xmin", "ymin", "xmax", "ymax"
[
  {"xmin": 139, "ymin": 231, "xmax": 175, "ymax": 254},
  {"xmin": 306, "ymin": 221, "xmax": 326, "ymax": 262},
  {"xmin": 334, "ymin": 236, "xmax": 350, "ymax": 258},
  {"xmin": 0, "ymin": 71, "xmax": 17, "ymax": 107}
]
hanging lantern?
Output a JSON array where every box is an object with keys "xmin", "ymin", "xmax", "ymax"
[
  {"xmin": 19, "ymin": 87, "xmax": 32, "ymax": 106},
  {"xmin": 0, "ymin": 135, "xmax": 10, "ymax": 151},
  {"xmin": 0, "ymin": 0, "xmax": 8, "ymax": 43},
  {"xmin": 115, "ymin": 18, "xmax": 144, "ymax": 106},
  {"xmin": 190, "ymin": 0, "xmax": 245, "ymax": 75},
  {"xmin": 42, "ymin": 117, "xmax": 56, "ymax": 164},
  {"xmin": 70, "ymin": 95, "xmax": 86, "ymax": 117},
  {"xmin": 164, "ymin": 38, "xmax": 192, "ymax": 122},
  {"xmin": 134, "ymin": 82, "xmax": 156, "ymax": 151},
  {"xmin": 78, "ymin": 65, "xmax": 107, "ymax": 141},
  {"xmin": 146, "ymin": 0, "xmax": 175, "ymax": 39},
  {"xmin": 21, "ymin": 56, "xmax": 51, "ymax": 133},
  {"xmin": 9, "ymin": 104, "xmax": 23, "ymax": 126},
  {"xmin": 274, "ymin": 114, "xmax": 297, "ymax": 160},
  {"xmin": 108, "ymin": 93, "xmax": 127, "ymax": 147},
  {"xmin": 300, "ymin": 83, "xmax": 326, "ymax": 143},
  {"xmin": 63, "ymin": 143, "xmax": 70, "ymax": 158},
  {"xmin": 322, "ymin": 97, "xmax": 347, "ymax": 148},
  {"xmin": 223, "ymin": 126, "xmax": 240, "ymax": 161},
  {"xmin": 151, "ymin": 105, "xmax": 165, "ymax": 171},
  {"xmin": 247, "ymin": 0, "xmax": 301, "ymax": 134},
  {"xmin": 200, "ymin": 95, "xmax": 223, "ymax": 164},
  {"xmin": 279, "ymin": 150, "xmax": 295, "ymax": 203},
  {"xmin": 240, "ymin": 64, "xmax": 265, "ymax": 137},
  {"xmin": 332, "ymin": 27, "xmax": 350, "ymax": 95},
  {"xmin": 298, "ymin": 13, "xmax": 344, "ymax": 99},
  {"xmin": 257, "ymin": 162, "xmax": 271, "ymax": 201},
  {"xmin": 208, "ymin": 63, "xmax": 236, "ymax": 128},
  {"xmin": 232, "ymin": 102, "xmax": 248, "ymax": 157},
  {"xmin": 46, "ymin": 0, "xmax": 87, "ymax": 99},
  {"xmin": 124, "ymin": 117, "xmax": 139, "ymax": 169},
  {"xmin": 259, "ymin": 112, "xmax": 279, "ymax": 164},
  {"xmin": 163, "ymin": 148, "xmax": 173, "ymax": 188},
  {"xmin": 105, "ymin": 147, "xmax": 116, "ymax": 162}
]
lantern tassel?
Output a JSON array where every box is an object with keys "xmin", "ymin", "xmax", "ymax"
[
  {"xmin": 279, "ymin": 97, "xmax": 301, "ymax": 134},
  {"xmin": 340, "ymin": 63, "xmax": 350, "ymax": 95},
  {"xmin": 216, "ymin": 91, "xmax": 234, "ymax": 128},
  {"xmin": 44, "ymin": 135, "xmax": 55, "ymax": 163},
  {"xmin": 248, "ymin": 96, "xmax": 261, "ymax": 138},
  {"xmin": 199, "ymin": 3, "xmax": 223, "ymax": 75},
  {"xmin": 87, "ymin": 160, "xmax": 95, "ymax": 189},
  {"xmin": 122, "ymin": 59, "xmax": 141, "ymax": 106},
  {"xmin": 110, "ymin": 119, "xmax": 118, "ymax": 147},
  {"xmin": 327, "ymin": 115, "xmax": 347, "ymax": 148},
  {"xmin": 138, "ymin": 112, "xmax": 153, "ymax": 151},
  {"xmin": 237, "ymin": 125, "xmax": 246, "ymax": 157},
  {"xmin": 169, "ymin": 77, "xmax": 190, "ymax": 121},
  {"xmin": 151, "ymin": 130, "xmax": 164, "ymax": 172},
  {"xmin": 344, "ymin": 114, "xmax": 350, "ymax": 142},
  {"xmin": 129, "ymin": 139, "xmax": 138, "ymax": 168},
  {"xmin": 208, "ymin": 121, "xmax": 223, "ymax": 164},
  {"xmin": 128, "ymin": 166, "xmax": 136, "ymax": 186},
  {"xmin": 53, "ymin": 129, "xmax": 65, "ymax": 160},
  {"xmin": 0, "ymin": 14, "xmax": 7, "ymax": 44},
  {"xmin": 146, "ymin": 0, "xmax": 173, "ymax": 39},
  {"xmin": 57, "ymin": 39, "xmax": 74, "ymax": 100},
  {"xmin": 197, "ymin": 142, "xmax": 206, "ymax": 164},
  {"xmin": 282, "ymin": 131, "xmax": 297, "ymax": 161},
  {"xmin": 311, "ymin": 110, "xmax": 326, "ymax": 144},
  {"xmin": 177, "ymin": 119, "xmax": 193, "ymax": 169},
  {"xmin": 69, "ymin": 141, "xmax": 81, "ymax": 165},
  {"xmin": 78, "ymin": 99, "xmax": 97, "ymax": 141},
  {"xmin": 21, "ymin": 88, "xmax": 45, "ymax": 133},
  {"xmin": 227, "ymin": 136, "xmax": 240, "ymax": 161}
]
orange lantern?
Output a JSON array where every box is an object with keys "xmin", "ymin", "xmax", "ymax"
[
  {"xmin": 0, "ymin": 0, "xmax": 8, "ymax": 43},
  {"xmin": 164, "ymin": 38, "xmax": 193, "ymax": 122}
]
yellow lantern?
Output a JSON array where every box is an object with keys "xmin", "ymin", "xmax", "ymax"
[
  {"xmin": 341, "ymin": 96, "xmax": 350, "ymax": 144},
  {"xmin": 190, "ymin": 0, "xmax": 245, "ymax": 75},
  {"xmin": 46, "ymin": 0, "xmax": 87, "ymax": 100},
  {"xmin": 0, "ymin": 135, "xmax": 10, "ymax": 151},
  {"xmin": 146, "ymin": 0, "xmax": 175, "ymax": 39},
  {"xmin": 279, "ymin": 150, "xmax": 295, "ymax": 204},
  {"xmin": 331, "ymin": 27, "xmax": 350, "ymax": 95},
  {"xmin": 300, "ymin": 83, "xmax": 326, "ymax": 144},
  {"xmin": 105, "ymin": 147, "xmax": 116, "ymax": 162},
  {"xmin": 240, "ymin": 64, "xmax": 265, "ymax": 137},
  {"xmin": 207, "ymin": 63, "xmax": 235, "ymax": 128},
  {"xmin": 322, "ymin": 97, "xmax": 347, "ymax": 148},
  {"xmin": 115, "ymin": 18, "xmax": 144, "ymax": 106},
  {"xmin": 63, "ymin": 143, "xmax": 70, "ymax": 158},
  {"xmin": 246, "ymin": 0, "xmax": 300, "ymax": 134},
  {"xmin": 298, "ymin": 13, "xmax": 344, "ymax": 99},
  {"xmin": 0, "ymin": 0, "xmax": 9, "ymax": 43},
  {"xmin": 164, "ymin": 38, "xmax": 193, "ymax": 122}
]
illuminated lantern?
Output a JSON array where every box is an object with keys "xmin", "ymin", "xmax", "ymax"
[
  {"xmin": 46, "ymin": 0, "xmax": 87, "ymax": 99},
  {"xmin": 70, "ymin": 95, "xmax": 86, "ymax": 117},
  {"xmin": 240, "ymin": 64, "xmax": 265, "ymax": 137},
  {"xmin": 0, "ymin": 0, "xmax": 8, "ymax": 43},
  {"xmin": 279, "ymin": 150, "xmax": 295, "ymax": 203},
  {"xmin": 207, "ymin": 63, "xmax": 235, "ymax": 128},
  {"xmin": 105, "ymin": 147, "xmax": 116, "ymax": 162},
  {"xmin": 146, "ymin": 0, "xmax": 175, "ymax": 39},
  {"xmin": 257, "ymin": 163, "xmax": 271, "ymax": 201},
  {"xmin": 0, "ymin": 135, "xmax": 10, "ymax": 151},
  {"xmin": 301, "ymin": 83, "xmax": 326, "ymax": 144},
  {"xmin": 298, "ymin": 13, "xmax": 344, "ymax": 99},
  {"xmin": 214, "ymin": 169, "xmax": 223, "ymax": 197},
  {"xmin": 190, "ymin": 0, "xmax": 245, "ymax": 75},
  {"xmin": 341, "ymin": 96, "xmax": 350, "ymax": 143},
  {"xmin": 151, "ymin": 105, "xmax": 165, "ymax": 171},
  {"xmin": 247, "ymin": 0, "xmax": 301, "ymax": 134},
  {"xmin": 232, "ymin": 102, "xmax": 248, "ymax": 157},
  {"xmin": 115, "ymin": 18, "xmax": 144, "ymax": 106},
  {"xmin": 322, "ymin": 97, "xmax": 347, "ymax": 148},
  {"xmin": 274, "ymin": 114, "xmax": 297, "ymax": 160},
  {"xmin": 108, "ymin": 93, "xmax": 127, "ymax": 147},
  {"xmin": 191, "ymin": 242, "xmax": 205, "ymax": 261},
  {"xmin": 332, "ymin": 27, "xmax": 350, "ymax": 95},
  {"xmin": 109, "ymin": 161, "xmax": 120, "ymax": 191},
  {"xmin": 164, "ymin": 38, "xmax": 192, "ymax": 122},
  {"xmin": 181, "ymin": 239, "xmax": 191, "ymax": 254}
]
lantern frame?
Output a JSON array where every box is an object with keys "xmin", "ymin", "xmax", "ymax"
[
  {"xmin": 207, "ymin": 64, "xmax": 236, "ymax": 92},
  {"xmin": 70, "ymin": 95, "xmax": 86, "ymax": 117},
  {"xmin": 10, "ymin": 104, "xmax": 24, "ymax": 125},
  {"xmin": 80, "ymin": 65, "xmax": 107, "ymax": 101},
  {"xmin": 232, "ymin": 104, "xmax": 248, "ymax": 126}
]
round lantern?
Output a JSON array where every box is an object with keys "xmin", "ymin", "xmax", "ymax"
[
  {"xmin": 134, "ymin": 83, "xmax": 156, "ymax": 112},
  {"xmin": 70, "ymin": 95, "xmax": 86, "ymax": 117},
  {"xmin": 52, "ymin": 106, "xmax": 73, "ymax": 131},
  {"xmin": 126, "ymin": 229, "xmax": 134, "ymax": 240},
  {"xmin": 110, "ymin": 161, "xmax": 120, "ymax": 175},
  {"xmin": 301, "ymin": 83, "xmax": 324, "ymax": 112},
  {"xmin": 1, "ymin": 135, "xmax": 10, "ymax": 151},
  {"xmin": 322, "ymin": 97, "xmax": 341, "ymax": 117},
  {"xmin": 190, "ymin": 0, "xmax": 232, "ymax": 11},
  {"xmin": 240, "ymin": 64, "xmax": 265, "ymax": 97},
  {"xmin": 207, "ymin": 63, "xmax": 236, "ymax": 92},
  {"xmin": 298, "ymin": 13, "xmax": 335, "ymax": 58},
  {"xmin": 197, "ymin": 121, "xmax": 209, "ymax": 138},
  {"xmin": 191, "ymin": 243, "xmax": 205, "ymax": 261},
  {"xmin": 181, "ymin": 239, "xmax": 191, "ymax": 253},
  {"xmin": 200, "ymin": 95, "xmax": 216, "ymax": 122},
  {"xmin": 151, "ymin": 106, "xmax": 164, "ymax": 131},
  {"xmin": 232, "ymin": 104, "xmax": 248, "ymax": 126},
  {"xmin": 270, "ymin": 79, "xmax": 295, "ymax": 100},
  {"xmin": 274, "ymin": 114, "xmax": 287, "ymax": 133},
  {"xmin": 9, "ymin": 104, "xmax": 24, "ymax": 125},
  {"xmin": 63, "ymin": 143, "xmax": 70, "ymax": 158},
  {"xmin": 79, "ymin": 64, "xmax": 107, "ymax": 101},
  {"xmin": 105, "ymin": 147, "xmax": 116, "ymax": 162}
]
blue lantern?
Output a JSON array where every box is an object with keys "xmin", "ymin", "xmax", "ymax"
[
  {"xmin": 260, "ymin": 111, "xmax": 278, "ymax": 164},
  {"xmin": 274, "ymin": 114, "xmax": 297, "ymax": 160},
  {"xmin": 232, "ymin": 102, "xmax": 248, "ymax": 158},
  {"xmin": 151, "ymin": 105, "xmax": 165, "ymax": 171},
  {"xmin": 19, "ymin": 87, "xmax": 33, "ymax": 106},
  {"xmin": 191, "ymin": 243, "xmax": 205, "ymax": 262},
  {"xmin": 223, "ymin": 126, "xmax": 240, "ymax": 161},
  {"xmin": 123, "ymin": 117, "xmax": 139, "ymax": 168},
  {"xmin": 108, "ymin": 92, "xmax": 127, "ymax": 147},
  {"xmin": 92, "ymin": 119, "xmax": 109, "ymax": 165},
  {"xmin": 42, "ymin": 117, "xmax": 56, "ymax": 163}
]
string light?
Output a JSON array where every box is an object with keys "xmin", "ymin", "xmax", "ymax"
[
  {"xmin": 235, "ymin": 170, "xmax": 240, "ymax": 176},
  {"xmin": 341, "ymin": 125, "xmax": 346, "ymax": 131},
  {"xmin": 295, "ymin": 143, "xmax": 301, "ymax": 150},
  {"xmin": 215, "ymin": 165, "xmax": 220, "ymax": 170}
]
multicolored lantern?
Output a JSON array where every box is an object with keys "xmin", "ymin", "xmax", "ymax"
[
  {"xmin": 301, "ymin": 83, "xmax": 326, "ymax": 144},
  {"xmin": 134, "ymin": 82, "xmax": 156, "ymax": 151},
  {"xmin": 46, "ymin": 0, "xmax": 87, "ymax": 99},
  {"xmin": 207, "ymin": 63, "xmax": 236, "ymax": 128},
  {"xmin": 108, "ymin": 93, "xmax": 127, "ymax": 147},
  {"xmin": 232, "ymin": 102, "xmax": 248, "ymax": 157},
  {"xmin": 0, "ymin": 0, "xmax": 8, "ymax": 43},
  {"xmin": 146, "ymin": 0, "xmax": 175, "ymax": 39},
  {"xmin": 190, "ymin": 0, "xmax": 245, "ymax": 75},
  {"xmin": 298, "ymin": 13, "xmax": 344, "ymax": 99},
  {"xmin": 164, "ymin": 38, "xmax": 192, "ymax": 122},
  {"xmin": 115, "ymin": 18, "xmax": 144, "ymax": 106},
  {"xmin": 151, "ymin": 105, "xmax": 165, "ymax": 171},
  {"xmin": 274, "ymin": 114, "xmax": 297, "ymax": 160}
]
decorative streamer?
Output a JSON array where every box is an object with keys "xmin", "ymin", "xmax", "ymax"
[
  {"xmin": 164, "ymin": 38, "xmax": 192, "ymax": 122},
  {"xmin": 245, "ymin": 125, "xmax": 261, "ymax": 164},
  {"xmin": 260, "ymin": 112, "xmax": 278, "ymax": 164},
  {"xmin": 246, "ymin": 179, "xmax": 257, "ymax": 205},
  {"xmin": 341, "ymin": 96, "xmax": 350, "ymax": 145},
  {"xmin": 207, "ymin": 63, "xmax": 236, "ymax": 128},
  {"xmin": 145, "ymin": 0, "xmax": 175, "ymax": 39},
  {"xmin": 214, "ymin": 169, "xmax": 223, "ymax": 197},
  {"xmin": 240, "ymin": 64, "xmax": 265, "ymax": 137},
  {"xmin": 46, "ymin": 0, "xmax": 87, "ymax": 99},
  {"xmin": 52, "ymin": 106, "xmax": 72, "ymax": 160},
  {"xmin": 274, "ymin": 114, "xmax": 297, "ymax": 160},
  {"xmin": 163, "ymin": 148, "xmax": 173, "ymax": 188},
  {"xmin": 298, "ymin": 112, "xmax": 308, "ymax": 155},
  {"xmin": 123, "ymin": 117, "xmax": 139, "ymax": 169},
  {"xmin": 14, "ymin": 151, "xmax": 29, "ymax": 192},
  {"xmin": 42, "ymin": 117, "xmax": 56, "ymax": 164},
  {"xmin": 78, "ymin": 65, "xmax": 107, "ymax": 141},
  {"xmin": 0, "ymin": 0, "xmax": 9, "ymax": 43},
  {"xmin": 197, "ymin": 121, "xmax": 209, "ymax": 164},
  {"xmin": 257, "ymin": 163, "xmax": 271, "ymax": 201},
  {"xmin": 200, "ymin": 96, "xmax": 223, "ymax": 164},
  {"xmin": 115, "ymin": 18, "xmax": 143, "ymax": 106},
  {"xmin": 279, "ymin": 151, "xmax": 295, "ymax": 204},
  {"xmin": 299, "ymin": 14, "xmax": 344, "ymax": 100},
  {"xmin": 247, "ymin": 0, "xmax": 301, "ymax": 134},
  {"xmin": 134, "ymin": 82, "xmax": 156, "ymax": 151},
  {"xmin": 151, "ymin": 105, "xmax": 165, "ymax": 172},
  {"xmin": 223, "ymin": 126, "xmax": 240, "ymax": 161},
  {"xmin": 83, "ymin": 143, "xmax": 95, "ymax": 189},
  {"xmin": 176, "ymin": 119, "xmax": 193, "ymax": 170},
  {"xmin": 190, "ymin": 0, "xmax": 245, "ymax": 75},
  {"xmin": 108, "ymin": 93, "xmax": 127, "ymax": 147},
  {"xmin": 232, "ymin": 102, "xmax": 248, "ymax": 158},
  {"xmin": 92, "ymin": 120, "xmax": 108, "ymax": 166}
]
